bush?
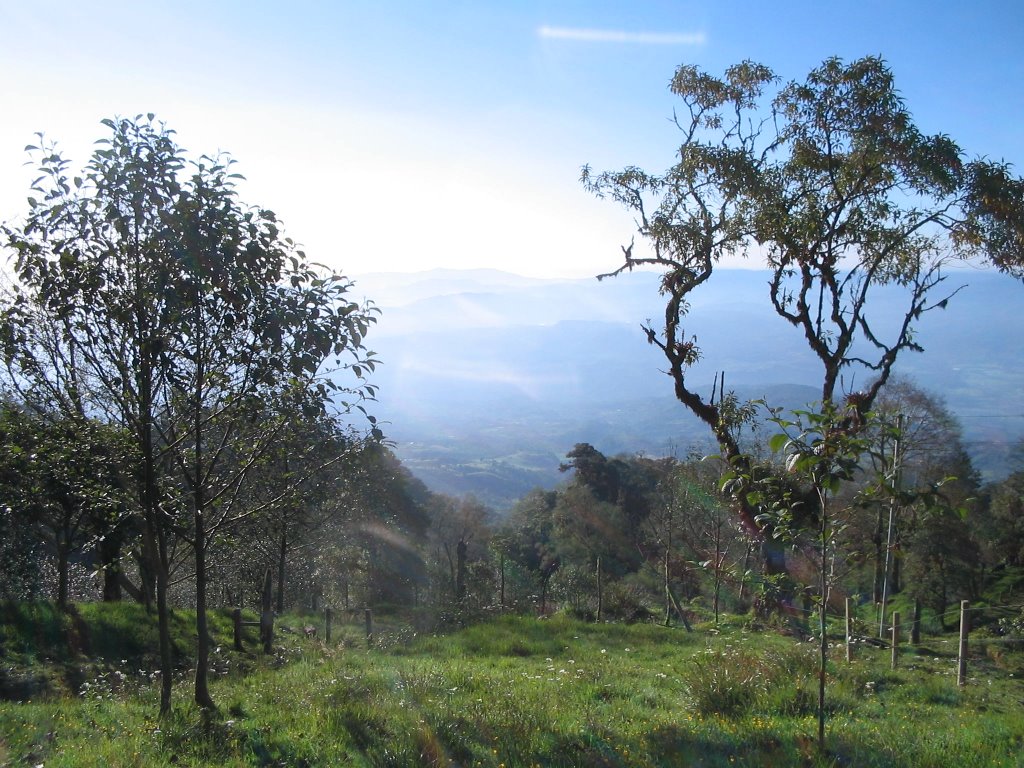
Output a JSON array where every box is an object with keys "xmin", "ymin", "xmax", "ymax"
[{"xmin": 601, "ymin": 578, "xmax": 656, "ymax": 623}]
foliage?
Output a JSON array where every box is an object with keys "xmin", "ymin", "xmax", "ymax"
[
  {"xmin": 495, "ymin": 488, "xmax": 561, "ymax": 612},
  {"xmin": 0, "ymin": 404, "xmax": 135, "ymax": 606},
  {"xmin": 983, "ymin": 469, "xmax": 1024, "ymax": 568},
  {"xmin": 848, "ymin": 377, "xmax": 979, "ymax": 607}
]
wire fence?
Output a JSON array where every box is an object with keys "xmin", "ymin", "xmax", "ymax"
[{"xmin": 777, "ymin": 597, "xmax": 1023, "ymax": 625}]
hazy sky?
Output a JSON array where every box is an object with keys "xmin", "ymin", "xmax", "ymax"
[{"xmin": 1, "ymin": 1, "xmax": 1021, "ymax": 279}]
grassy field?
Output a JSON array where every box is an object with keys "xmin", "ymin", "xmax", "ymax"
[{"xmin": 0, "ymin": 603, "xmax": 1022, "ymax": 767}]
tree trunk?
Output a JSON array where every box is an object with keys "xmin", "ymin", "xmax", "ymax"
[
  {"xmin": 137, "ymin": 305, "xmax": 173, "ymax": 716},
  {"xmin": 455, "ymin": 538, "xmax": 467, "ymax": 603},
  {"xmin": 260, "ymin": 568, "xmax": 274, "ymax": 653},
  {"xmin": 713, "ymin": 568, "xmax": 721, "ymax": 626},
  {"xmin": 817, "ymin": 488, "xmax": 829, "ymax": 756},
  {"xmin": 911, "ymin": 598, "xmax": 921, "ymax": 645},
  {"xmin": 100, "ymin": 534, "xmax": 122, "ymax": 602},
  {"xmin": 153, "ymin": 518, "xmax": 172, "ymax": 717},
  {"xmin": 664, "ymin": 546, "xmax": 671, "ymax": 627},
  {"xmin": 191, "ymin": 311, "xmax": 215, "ymax": 711},
  {"xmin": 738, "ymin": 541, "xmax": 752, "ymax": 605},
  {"xmin": 891, "ymin": 535, "xmax": 902, "ymax": 594},
  {"xmin": 141, "ymin": 426, "xmax": 172, "ymax": 716},
  {"xmin": 276, "ymin": 526, "xmax": 288, "ymax": 614},
  {"xmin": 136, "ymin": 545, "xmax": 155, "ymax": 609},
  {"xmin": 713, "ymin": 523, "xmax": 722, "ymax": 625},
  {"xmin": 499, "ymin": 553, "xmax": 505, "ymax": 611},
  {"xmin": 872, "ymin": 507, "xmax": 885, "ymax": 603},
  {"xmin": 761, "ymin": 537, "xmax": 790, "ymax": 614},
  {"xmin": 666, "ymin": 583, "xmax": 692, "ymax": 632},
  {"xmin": 194, "ymin": 505, "xmax": 215, "ymax": 709},
  {"xmin": 56, "ymin": 540, "xmax": 70, "ymax": 609}
]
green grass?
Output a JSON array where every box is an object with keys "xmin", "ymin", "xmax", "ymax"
[{"xmin": 1, "ymin": 607, "xmax": 1022, "ymax": 766}]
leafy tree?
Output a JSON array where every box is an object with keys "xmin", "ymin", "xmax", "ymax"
[
  {"xmin": 2, "ymin": 116, "xmax": 377, "ymax": 712},
  {"xmin": 650, "ymin": 457, "xmax": 746, "ymax": 624},
  {"xmin": 210, "ymin": 407, "xmax": 366, "ymax": 614},
  {"xmin": 347, "ymin": 444, "xmax": 432, "ymax": 608},
  {"xmin": 583, "ymin": 56, "xmax": 1024, "ymax": 542},
  {"xmin": 496, "ymin": 489, "xmax": 560, "ymax": 613},
  {"xmin": 0, "ymin": 404, "xmax": 134, "ymax": 607},
  {"xmin": 560, "ymin": 443, "xmax": 620, "ymax": 504},
  {"xmin": 745, "ymin": 403, "xmax": 869, "ymax": 755},
  {"xmin": 984, "ymin": 471, "xmax": 1024, "ymax": 568},
  {"xmin": 857, "ymin": 377, "xmax": 979, "ymax": 606},
  {"xmin": 902, "ymin": 502, "xmax": 980, "ymax": 631},
  {"xmin": 557, "ymin": 444, "xmax": 659, "ymax": 575},
  {"xmin": 426, "ymin": 494, "xmax": 494, "ymax": 611}
]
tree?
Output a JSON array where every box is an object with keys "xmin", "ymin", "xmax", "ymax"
[
  {"xmin": 744, "ymin": 403, "xmax": 869, "ymax": 755},
  {"xmin": 858, "ymin": 377, "xmax": 978, "ymax": 612},
  {"xmin": 902, "ymin": 502, "xmax": 980, "ymax": 631},
  {"xmin": 984, "ymin": 470, "xmax": 1024, "ymax": 568},
  {"xmin": 347, "ymin": 444, "xmax": 432, "ymax": 608},
  {"xmin": 557, "ymin": 444, "xmax": 657, "ymax": 575},
  {"xmin": 652, "ymin": 456, "xmax": 746, "ymax": 625},
  {"xmin": 2, "ymin": 116, "xmax": 378, "ymax": 713},
  {"xmin": 203, "ymin": 405, "xmax": 365, "ymax": 614},
  {"xmin": 427, "ymin": 494, "xmax": 494, "ymax": 611},
  {"xmin": 496, "ymin": 489, "xmax": 560, "ymax": 613},
  {"xmin": 0, "ymin": 405, "xmax": 134, "ymax": 607},
  {"xmin": 583, "ymin": 57, "xmax": 1024, "ymax": 541}
]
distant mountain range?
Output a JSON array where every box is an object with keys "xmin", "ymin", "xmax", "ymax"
[{"xmin": 349, "ymin": 268, "xmax": 1024, "ymax": 510}]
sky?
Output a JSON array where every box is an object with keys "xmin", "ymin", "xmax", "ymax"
[{"xmin": 1, "ymin": 1, "xmax": 1022, "ymax": 280}]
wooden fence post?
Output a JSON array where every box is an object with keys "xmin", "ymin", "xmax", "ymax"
[
  {"xmin": 325, "ymin": 607, "xmax": 332, "ymax": 645},
  {"xmin": 596, "ymin": 556, "xmax": 603, "ymax": 622},
  {"xmin": 845, "ymin": 598, "xmax": 853, "ymax": 663},
  {"xmin": 365, "ymin": 608, "xmax": 373, "ymax": 649},
  {"xmin": 891, "ymin": 611, "xmax": 900, "ymax": 670},
  {"xmin": 957, "ymin": 600, "xmax": 970, "ymax": 687}
]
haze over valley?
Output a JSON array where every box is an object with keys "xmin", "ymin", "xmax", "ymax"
[{"xmin": 352, "ymin": 268, "xmax": 1024, "ymax": 510}]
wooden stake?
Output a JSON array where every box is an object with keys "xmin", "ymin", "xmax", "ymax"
[{"xmin": 957, "ymin": 600, "xmax": 969, "ymax": 687}]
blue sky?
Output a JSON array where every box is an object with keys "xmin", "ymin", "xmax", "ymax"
[{"xmin": 1, "ymin": 1, "xmax": 1021, "ymax": 278}]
